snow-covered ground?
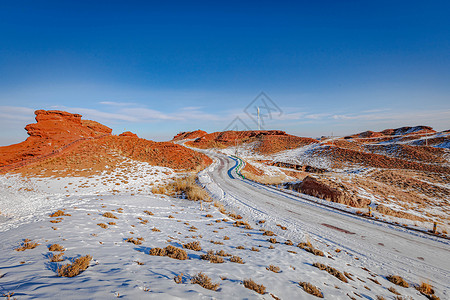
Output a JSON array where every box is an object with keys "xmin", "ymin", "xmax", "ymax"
[{"xmin": 1, "ymin": 156, "xmax": 449, "ymax": 299}]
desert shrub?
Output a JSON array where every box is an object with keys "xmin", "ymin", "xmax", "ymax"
[
  {"xmin": 262, "ymin": 230, "xmax": 275, "ymax": 236},
  {"xmin": 174, "ymin": 273, "xmax": 183, "ymax": 284},
  {"xmin": 151, "ymin": 227, "xmax": 161, "ymax": 232},
  {"xmin": 97, "ymin": 223, "xmax": 108, "ymax": 229},
  {"xmin": 229, "ymin": 255, "xmax": 244, "ymax": 264},
  {"xmin": 416, "ymin": 282, "xmax": 434, "ymax": 295},
  {"xmin": 236, "ymin": 245, "xmax": 245, "ymax": 250},
  {"xmin": 268, "ymin": 238, "xmax": 277, "ymax": 244},
  {"xmin": 312, "ymin": 263, "xmax": 348, "ymax": 283},
  {"xmin": 386, "ymin": 275, "xmax": 409, "ymax": 288},
  {"xmin": 57, "ymin": 255, "xmax": 92, "ymax": 277},
  {"xmin": 48, "ymin": 244, "xmax": 65, "ymax": 251},
  {"xmin": 205, "ymin": 214, "xmax": 213, "ymax": 218},
  {"xmin": 223, "ymin": 236, "xmax": 230, "ymax": 240},
  {"xmin": 183, "ymin": 241, "xmax": 202, "ymax": 251},
  {"xmin": 276, "ymin": 224, "xmax": 287, "ymax": 230},
  {"xmin": 388, "ymin": 286, "xmax": 400, "ymax": 295},
  {"xmin": 201, "ymin": 250, "xmax": 224, "ymax": 263},
  {"xmin": 299, "ymin": 282, "xmax": 323, "ymax": 298},
  {"xmin": 168, "ymin": 215, "xmax": 174, "ymax": 218},
  {"xmin": 108, "ymin": 222, "xmax": 116, "ymax": 225},
  {"xmin": 143, "ymin": 210, "xmax": 154, "ymax": 215},
  {"xmin": 15, "ymin": 239, "xmax": 39, "ymax": 251},
  {"xmin": 50, "ymin": 210, "xmax": 70, "ymax": 217},
  {"xmin": 126, "ymin": 237, "xmax": 144, "ymax": 245},
  {"xmin": 298, "ymin": 241, "xmax": 324, "ymax": 257},
  {"xmin": 243, "ymin": 278, "xmax": 266, "ymax": 295},
  {"xmin": 167, "ymin": 176, "xmax": 212, "ymax": 202},
  {"xmin": 149, "ymin": 245, "xmax": 187, "ymax": 260},
  {"xmin": 191, "ymin": 272, "xmax": 219, "ymax": 291},
  {"xmin": 285, "ymin": 240, "xmax": 293, "ymax": 246},
  {"xmin": 102, "ymin": 212, "xmax": 118, "ymax": 219},
  {"xmin": 210, "ymin": 240, "xmax": 224, "ymax": 245},
  {"xmin": 50, "ymin": 252, "xmax": 65, "ymax": 262},
  {"xmin": 215, "ymin": 250, "xmax": 231, "ymax": 257},
  {"xmin": 251, "ymin": 247, "xmax": 260, "ymax": 252},
  {"xmin": 266, "ymin": 265, "xmax": 280, "ymax": 273}
]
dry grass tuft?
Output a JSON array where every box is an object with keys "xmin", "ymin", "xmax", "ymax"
[
  {"xmin": 108, "ymin": 222, "xmax": 116, "ymax": 225},
  {"xmin": 268, "ymin": 238, "xmax": 277, "ymax": 244},
  {"xmin": 143, "ymin": 210, "xmax": 154, "ymax": 215},
  {"xmin": 166, "ymin": 176, "xmax": 212, "ymax": 202},
  {"xmin": 229, "ymin": 255, "xmax": 244, "ymax": 264},
  {"xmin": 215, "ymin": 250, "xmax": 231, "ymax": 257},
  {"xmin": 236, "ymin": 245, "xmax": 245, "ymax": 250},
  {"xmin": 263, "ymin": 230, "xmax": 275, "ymax": 236},
  {"xmin": 15, "ymin": 239, "xmax": 39, "ymax": 251},
  {"xmin": 183, "ymin": 241, "xmax": 202, "ymax": 251},
  {"xmin": 149, "ymin": 245, "xmax": 188, "ymax": 260},
  {"xmin": 102, "ymin": 212, "xmax": 118, "ymax": 219},
  {"xmin": 243, "ymin": 278, "xmax": 266, "ymax": 295},
  {"xmin": 201, "ymin": 250, "xmax": 224, "ymax": 263},
  {"xmin": 299, "ymin": 282, "xmax": 324, "ymax": 298},
  {"xmin": 97, "ymin": 223, "xmax": 108, "ymax": 229},
  {"xmin": 174, "ymin": 273, "xmax": 183, "ymax": 284},
  {"xmin": 416, "ymin": 281, "xmax": 434, "ymax": 295},
  {"xmin": 151, "ymin": 227, "xmax": 161, "ymax": 232},
  {"xmin": 312, "ymin": 263, "xmax": 348, "ymax": 283},
  {"xmin": 388, "ymin": 286, "xmax": 400, "ymax": 295},
  {"xmin": 126, "ymin": 237, "xmax": 144, "ymax": 245},
  {"xmin": 48, "ymin": 244, "xmax": 65, "ymax": 251},
  {"xmin": 191, "ymin": 272, "xmax": 220, "ymax": 291},
  {"xmin": 223, "ymin": 236, "xmax": 230, "ymax": 240},
  {"xmin": 49, "ymin": 210, "xmax": 71, "ymax": 217},
  {"xmin": 386, "ymin": 275, "xmax": 409, "ymax": 288},
  {"xmin": 285, "ymin": 240, "xmax": 293, "ymax": 246},
  {"xmin": 57, "ymin": 255, "xmax": 92, "ymax": 277},
  {"xmin": 205, "ymin": 214, "xmax": 213, "ymax": 218},
  {"xmin": 251, "ymin": 247, "xmax": 260, "ymax": 252},
  {"xmin": 298, "ymin": 241, "xmax": 324, "ymax": 257},
  {"xmin": 266, "ymin": 265, "xmax": 281, "ymax": 273},
  {"xmin": 50, "ymin": 252, "xmax": 65, "ymax": 262}
]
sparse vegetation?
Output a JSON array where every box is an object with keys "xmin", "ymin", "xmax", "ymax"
[
  {"xmin": 102, "ymin": 212, "xmax": 118, "ymax": 219},
  {"xmin": 229, "ymin": 255, "xmax": 244, "ymax": 264},
  {"xmin": 191, "ymin": 272, "xmax": 220, "ymax": 291},
  {"xmin": 49, "ymin": 210, "xmax": 71, "ymax": 217},
  {"xmin": 165, "ymin": 175, "xmax": 212, "ymax": 201},
  {"xmin": 149, "ymin": 245, "xmax": 188, "ymax": 260},
  {"xmin": 299, "ymin": 282, "xmax": 323, "ymax": 298},
  {"xmin": 201, "ymin": 250, "xmax": 224, "ymax": 263},
  {"xmin": 266, "ymin": 265, "xmax": 280, "ymax": 273},
  {"xmin": 298, "ymin": 241, "xmax": 324, "ymax": 256},
  {"xmin": 143, "ymin": 210, "xmax": 154, "ymax": 215},
  {"xmin": 57, "ymin": 255, "xmax": 92, "ymax": 277},
  {"xmin": 388, "ymin": 286, "xmax": 401, "ymax": 295},
  {"xmin": 97, "ymin": 223, "xmax": 108, "ymax": 229},
  {"xmin": 174, "ymin": 273, "xmax": 183, "ymax": 284},
  {"xmin": 262, "ymin": 230, "xmax": 275, "ymax": 236},
  {"xmin": 183, "ymin": 241, "xmax": 202, "ymax": 251},
  {"xmin": 243, "ymin": 278, "xmax": 266, "ymax": 295},
  {"xmin": 312, "ymin": 263, "xmax": 348, "ymax": 283},
  {"xmin": 125, "ymin": 237, "xmax": 144, "ymax": 245},
  {"xmin": 15, "ymin": 239, "xmax": 39, "ymax": 251},
  {"xmin": 50, "ymin": 252, "xmax": 65, "ymax": 262},
  {"xmin": 48, "ymin": 244, "xmax": 65, "ymax": 251},
  {"xmin": 386, "ymin": 275, "xmax": 409, "ymax": 287}
]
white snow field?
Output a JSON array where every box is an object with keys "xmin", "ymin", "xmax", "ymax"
[{"xmin": 0, "ymin": 154, "xmax": 449, "ymax": 299}]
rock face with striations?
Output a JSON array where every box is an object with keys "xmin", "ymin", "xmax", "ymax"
[{"xmin": 0, "ymin": 110, "xmax": 112, "ymax": 168}]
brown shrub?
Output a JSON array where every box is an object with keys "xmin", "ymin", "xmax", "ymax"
[
  {"xmin": 210, "ymin": 240, "xmax": 224, "ymax": 245},
  {"xmin": 243, "ymin": 278, "xmax": 266, "ymax": 295},
  {"xmin": 48, "ymin": 244, "xmax": 65, "ymax": 252},
  {"xmin": 299, "ymin": 282, "xmax": 324, "ymax": 298},
  {"xmin": 143, "ymin": 210, "xmax": 154, "ymax": 215},
  {"xmin": 201, "ymin": 250, "xmax": 224, "ymax": 263},
  {"xmin": 388, "ymin": 286, "xmax": 400, "ymax": 295},
  {"xmin": 151, "ymin": 227, "xmax": 161, "ymax": 232},
  {"xmin": 149, "ymin": 245, "xmax": 188, "ymax": 260},
  {"xmin": 57, "ymin": 255, "xmax": 92, "ymax": 277},
  {"xmin": 166, "ymin": 176, "xmax": 212, "ymax": 202},
  {"xmin": 285, "ymin": 240, "xmax": 293, "ymax": 246},
  {"xmin": 416, "ymin": 282, "xmax": 434, "ymax": 295},
  {"xmin": 268, "ymin": 238, "xmax": 277, "ymax": 244},
  {"xmin": 97, "ymin": 223, "xmax": 108, "ymax": 229},
  {"xmin": 183, "ymin": 241, "xmax": 202, "ymax": 251},
  {"xmin": 174, "ymin": 273, "xmax": 183, "ymax": 284},
  {"xmin": 263, "ymin": 230, "xmax": 275, "ymax": 236},
  {"xmin": 50, "ymin": 252, "xmax": 65, "ymax": 262},
  {"xmin": 50, "ymin": 210, "xmax": 71, "ymax": 217},
  {"xmin": 223, "ymin": 236, "xmax": 230, "ymax": 240},
  {"xmin": 236, "ymin": 245, "xmax": 245, "ymax": 250},
  {"xmin": 205, "ymin": 214, "xmax": 213, "ymax": 218},
  {"xmin": 251, "ymin": 247, "xmax": 260, "ymax": 252},
  {"xmin": 108, "ymin": 222, "xmax": 116, "ymax": 225},
  {"xmin": 191, "ymin": 272, "xmax": 220, "ymax": 291},
  {"xmin": 102, "ymin": 212, "xmax": 118, "ymax": 219},
  {"xmin": 386, "ymin": 275, "xmax": 409, "ymax": 288},
  {"xmin": 230, "ymin": 255, "xmax": 244, "ymax": 264},
  {"xmin": 215, "ymin": 250, "xmax": 231, "ymax": 257},
  {"xmin": 312, "ymin": 263, "xmax": 348, "ymax": 283},
  {"xmin": 266, "ymin": 265, "xmax": 281, "ymax": 273},
  {"xmin": 126, "ymin": 237, "xmax": 144, "ymax": 245},
  {"xmin": 15, "ymin": 239, "xmax": 39, "ymax": 251},
  {"xmin": 276, "ymin": 224, "xmax": 287, "ymax": 230},
  {"xmin": 298, "ymin": 242, "xmax": 324, "ymax": 257}
]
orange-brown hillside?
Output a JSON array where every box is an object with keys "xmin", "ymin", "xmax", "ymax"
[
  {"xmin": 186, "ymin": 130, "xmax": 318, "ymax": 154},
  {"xmin": 0, "ymin": 110, "xmax": 211, "ymax": 175},
  {"xmin": 172, "ymin": 130, "xmax": 207, "ymax": 141}
]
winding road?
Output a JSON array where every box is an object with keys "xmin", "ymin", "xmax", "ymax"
[{"xmin": 198, "ymin": 151, "xmax": 450, "ymax": 293}]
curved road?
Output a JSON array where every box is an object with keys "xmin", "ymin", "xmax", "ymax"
[{"xmin": 199, "ymin": 151, "xmax": 450, "ymax": 292}]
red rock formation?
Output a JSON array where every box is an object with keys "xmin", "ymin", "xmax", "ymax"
[
  {"xmin": 172, "ymin": 130, "xmax": 207, "ymax": 141},
  {"xmin": 119, "ymin": 131, "xmax": 138, "ymax": 138},
  {"xmin": 0, "ymin": 110, "xmax": 112, "ymax": 168}
]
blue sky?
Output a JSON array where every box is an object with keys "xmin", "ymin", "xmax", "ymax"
[{"xmin": 1, "ymin": 0, "xmax": 449, "ymax": 145}]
